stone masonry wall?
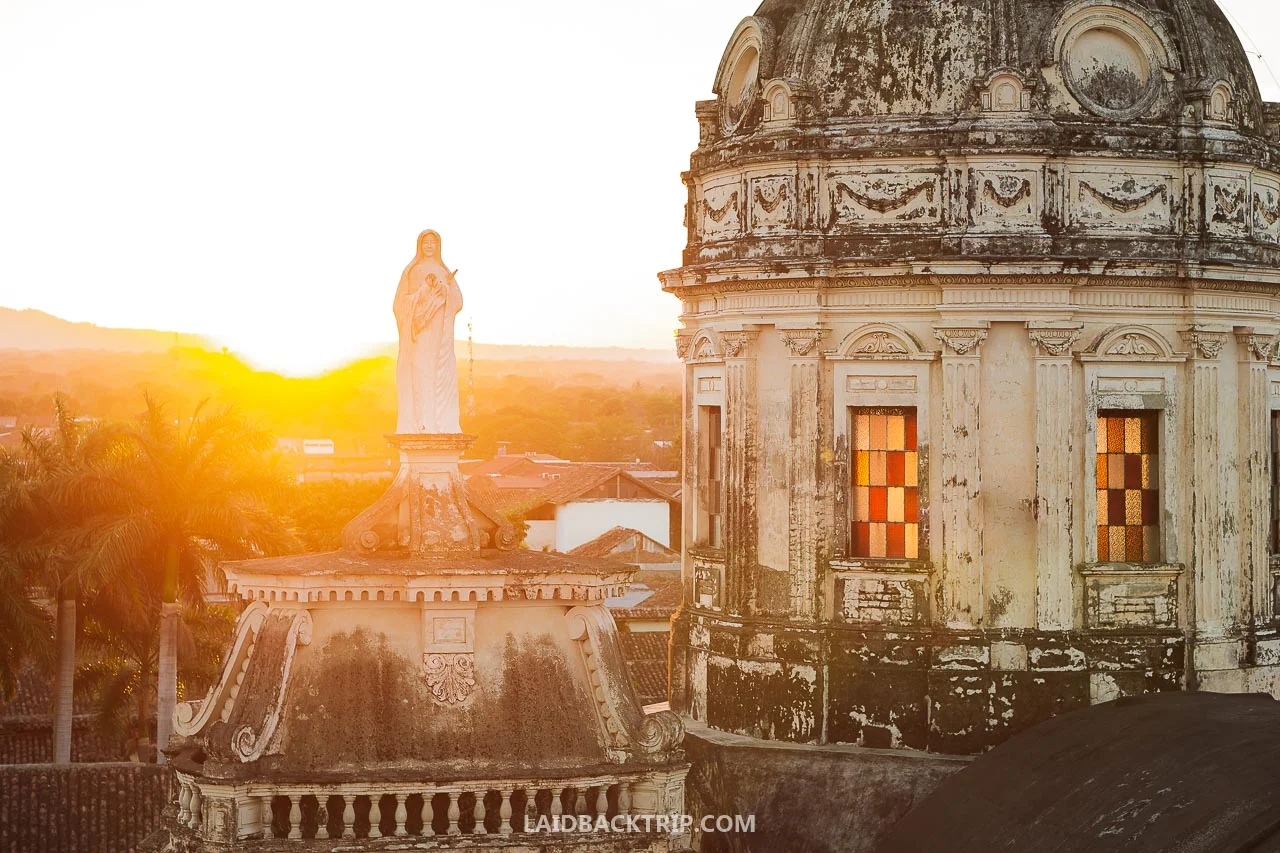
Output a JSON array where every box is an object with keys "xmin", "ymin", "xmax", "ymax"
[{"xmin": 0, "ymin": 763, "xmax": 170, "ymax": 853}]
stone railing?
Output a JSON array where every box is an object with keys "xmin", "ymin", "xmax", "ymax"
[{"xmin": 175, "ymin": 768, "xmax": 687, "ymax": 844}]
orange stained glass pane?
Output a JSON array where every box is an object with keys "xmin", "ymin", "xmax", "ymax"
[
  {"xmin": 1097, "ymin": 419, "xmax": 1108, "ymax": 453},
  {"xmin": 1097, "ymin": 526, "xmax": 1110, "ymax": 561},
  {"xmin": 869, "ymin": 451, "xmax": 887, "ymax": 485},
  {"xmin": 904, "ymin": 525, "xmax": 919, "ymax": 559},
  {"xmin": 855, "ymin": 414, "xmax": 871, "ymax": 451},
  {"xmin": 1125, "ymin": 526, "xmax": 1143, "ymax": 561},
  {"xmin": 887, "ymin": 415, "xmax": 905, "ymax": 451},
  {"xmin": 1125, "ymin": 490, "xmax": 1142, "ymax": 525},
  {"xmin": 1097, "ymin": 490, "xmax": 1108, "ymax": 522},
  {"xmin": 904, "ymin": 452, "xmax": 919, "ymax": 487},
  {"xmin": 855, "ymin": 451, "xmax": 870, "ymax": 486},
  {"xmin": 869, "ymin": 523, "xmax": 887, "ymax": 556},
  {"xmin": 1124, "ymin": 417, "xmax": 1142, "ymax": 453},
  {"xmin": 888, "ymin": 487, "xmax": 905, "ymax": 523},
  {"xmin": 904, "ymin": 413, "xmax": 918, "ymax": 450},
  {"xmin": 869, "ymin": 414, "xmax": 888, "ymax": 449},
  {"xmin": 1096, "ymin": 454, "xmax": 1108, "ymax": 489},
  {"xmin": 886, "ymin": 524, "xmax": 906, "ymax": 558},
  {"xmin": 904, "ymin": 489, "xmax": 919, "ymax": 523},
  {"xmin": 1141, "ymin": 415, "xmax": 1158, "ymax": 452},
  {"xmin": 1109, "ymin": 527, "xmax": 1127, "ymax": 561},
  {"xmin": 1108, "ymin": 417, "xmax": 1125, "ymax": 452},
  {"xmin": 1143, "ymin": 526, "xmax": 1161, "ymax": 561},
  {"xmin": 854, "ymin": 486, "xmax": 869, "ymax": 520},
  {"xmin": 1108, "ymin": 454, "xmax": 1126, "ymax": 489}
]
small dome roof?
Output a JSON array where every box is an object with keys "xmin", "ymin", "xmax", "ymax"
[{"xmin": 719, "ymin": 0, "xmax": 1263, "ymax": 129}]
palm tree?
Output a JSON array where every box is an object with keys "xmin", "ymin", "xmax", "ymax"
[
  {"xmin": 81, "ymin": 396, "xmax": 294, "ymax": 763},
  {"xmin": 8, "ymin": 396, "xmax": 132, "ymax": 764},
  {"xmin": 0, "ymin": 448, "xmax": 52, "ymax": 700}
]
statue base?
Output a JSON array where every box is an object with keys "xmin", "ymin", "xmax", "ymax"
[{"xmin": 340, "ymin": 433, "xmax": 498, "ymax": 556}]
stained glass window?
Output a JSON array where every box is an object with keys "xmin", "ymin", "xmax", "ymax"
[
  {"xmin": 699, "ymin": 406, "xmax": 723, "ymax": 548},
  {"xmin": 851, "ymin": 407, "xmax": 919, "ymax": 559},
  {"xmin": 1096, "ymin": 410, "xmax": 1159, "ymax": 562},
  {"xmin": 1271, "ymin": 412, "xmax": 1280, "ymax": 553}
]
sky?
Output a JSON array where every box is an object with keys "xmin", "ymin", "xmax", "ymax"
[{"xmin": 1, "ymin": 1, "xmax": 1278, "ymax": 376}]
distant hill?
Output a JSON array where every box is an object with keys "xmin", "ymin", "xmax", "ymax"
[
  {"xmin": 0, "ymin": 308, "xmax": 211, "ymax": 352},
  {"xmin": 0, "ymin": 307, "xmax": 675, "ymax": 364}
]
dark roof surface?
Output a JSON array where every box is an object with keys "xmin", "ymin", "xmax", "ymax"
[
  {"xmin": 468, "ymin": 467, "xmax": 677, "ymax": 514},
  {"xmin": 568, "ymin": 527, "xmax": 679, "ymax": 562},
  {"xmin": 879, "ymin": 691, "xmax": 1280, "ymax": 853},
  {"xmin": 222, "ymin": 548, "xmax": 634, "ymax": 579},
  {"xmin": 619, "ymin": 631, "xmax": 670, "ymax": 707}
]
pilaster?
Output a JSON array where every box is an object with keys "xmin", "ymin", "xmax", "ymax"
[
  {"xmin": 721, "ymin": 330, "xmax": 760, "ymax": 616},
  {"xmin": 1182, "ymin": 326, "xmax": 1230, "ymax": 637},
  {"xmin": 1028, "ymin": 323, "xmax": 1082, "ymax": 630},
  {"xmin": 934, "ymin": 324, "xmax": 988, "ymax": 628},
  {"xmin": 1237, "ymin": 328, "xmax": 1278, "ymax": 625},
  {"xmin": 780, "ymin": 329, "xmax": 827, "ymax": 620}
]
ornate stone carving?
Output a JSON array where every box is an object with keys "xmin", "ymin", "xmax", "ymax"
[
  {"xmin": 836, "ymin": 178, "xmax": 935, "ymax": 215},
  {"xmin": 675, "ymin": 332, "xmax": 695, "ymax": 360},
  {"xmin": 423, "ymin": 653, "xmax": 477, "ymax": 705},
  {"xmin": 1027, "ymin": 325, "xmax": 1083, "ymax": 357},
  {"xmin": 1080, "ymin": 180, "xmax": 1168, "ymax": 214},
  {"xmin": 934, "ymin": 326, "xmax": 988, "ymax": 356},
  {"xmin": 983, "ymin": 176, "xmax": 1033, "ymax": 208},
  {"xmin": 174, "ymin": 603, "xmax": 269, "ymax": 737},
  {"xmin": 853, "ymin": 332, "xmax": 908, "ymax": 355},
  {"xmin": 1107, "ymin": 333, "xmax": 1159, "ymax": 356},
  {"xmin": 704, "ymin": 192, "xmax": 740, "ymax": 223},
  {"xmin": 231, "ymin": 608, "xmax": 312, "ymax": 763},
  {"xmin": 719, "ymin": 331, "xmax": 756, "ymax": 358},
  {"xmin": 1236, "ymin": 330, "xmax": 1280, "ymax": 362},
  {"xmin": 778, "ymin": 329, "xmax": 825, "ymax": 357},
  {"xmin": 1181, "ymin": 327, "xmax": 1227, "ymax": 360}
]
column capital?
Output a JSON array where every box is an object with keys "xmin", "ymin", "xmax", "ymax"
[
  {"xmin": 1026, "ymin": 322, "xmax": 1083, "ymax": 358},
  {"xmin": 934, "ymin": 324, "xmax": 989, "ymax": 357},
  {"xmin": 1180, "ymin": 325, "xmax": 1229, "ymax": 360},
  {"xmin": 719, "ymin": 330, "xmax": 759, "ymax": 359},
  {"xmin": 777, "ymin": 328, "xmax": 827, "ymax": 358},
  {"xmin": 1234, "ymin": 326, "xmax": 1280, "ymax": 363}
]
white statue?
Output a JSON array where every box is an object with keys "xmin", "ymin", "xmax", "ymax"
[{"xmin": 393, "ymin": 230, "xmax": 463, "ymax": 434}]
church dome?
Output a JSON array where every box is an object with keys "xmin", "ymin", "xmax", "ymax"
[{"xmin": 724, "ymin": 0, "xmax": 1264, "ymax": 130}]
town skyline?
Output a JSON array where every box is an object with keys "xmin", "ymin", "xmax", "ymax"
[{"xmin": 1, "ymin": 0, "xmax": 1278, "ymax": 376}]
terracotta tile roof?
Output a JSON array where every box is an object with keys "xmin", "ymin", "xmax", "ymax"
[
  {"xmin": 608, "ymin": 570, "xmax": 683, "ymax": 619},
  {"xmin": 618, "ymin": 630, "xmax": 670, "ymax": 706},
  {"xmin": 467, "ymin": 466, "xmax": 678, "ymax": 515},
  {"xmin": 0, "ymin": 664, "xmax": 95, "ymax": 721}
]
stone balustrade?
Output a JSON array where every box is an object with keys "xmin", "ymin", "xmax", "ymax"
[{"xmin": 174, "ymin": 769, "xmax": 687, "ymax": 843}]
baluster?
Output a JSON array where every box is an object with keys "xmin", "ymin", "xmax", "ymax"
[
  {"xmin": 595, "ymin": 786, "xmax": 609, "ymax": 819},
  {"xmin": 188, "ymin": 786, "xmax": 203, "ymax": 831},
  {"xmin": 474, "ymin": 791, "xmax": 487, "ymax": 835},
  {"xmin": 260, "ymin": 798, "xmax": 273, "ymax": 838},
  {"xmin": 369, "ymin": 795, "xmax": 383, "ymax": 839},
  {"xmin": 499, "ymin": 789, "xmax": 514, "ymax": 836},
  {"xmin": 288, "ymin": 796, "xmax": 302, "ymax": 840},
  {"xmin": 394, "ymin": 794, "xmax": 408, "ymax": 837},
  {"xmin": 342, "ymin": 796, "xmax": 355, "ymax": 839},
  {"xmin": 316, "ymin": 796, "xmax": 330, "ymax": 839},
  {"xmin": 617, "ymin": 783, "xmax": 628, "ymax": 814},
  {"xmin": 446, "ymin": 792, "xmax": 461, "ymax": 836},
  {"xmin": 421, "ymin": 794, "xmax": 435, "ymax": 837},
  {"xmin": 551, "ymin": 787, "xmax": 564, "ymax": 821},
  {"xmin": 177, "ymin": 784, "xmax": 191, "ymax": 824}
]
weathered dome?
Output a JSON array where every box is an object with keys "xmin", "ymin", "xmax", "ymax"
[{"xmin": 719, "ymin": 0, "xmax": 1264, "ymax": 130}]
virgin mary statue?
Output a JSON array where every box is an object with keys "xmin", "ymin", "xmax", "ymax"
[{"xmin": 393, "ymin": 230, "xmax": 463, "ymax": 434}]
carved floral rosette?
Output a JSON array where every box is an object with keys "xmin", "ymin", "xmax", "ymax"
[{"xmin": 424, "ymin": 653, "xmax": 477, "ymax": 705}]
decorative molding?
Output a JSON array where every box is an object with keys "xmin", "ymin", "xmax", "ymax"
[
  {"xmin": 778, "ymin": 328, "xmax": 826, "ymax": 357},
  {"xmin": 231, "ymin": 607, "xmax": 312, "ymax": 763},
  {"xmin": 718, "ymin": 330, "xmax": 757, "ymax": 358},
  {"xmin": 836, "ymin": 179, "xmax": 935, "ymax": 215},
  {"xmin": 1079, "ymin": 180, "xmax": 1168, "ymax": 214},
  {"xmin": 754, "ymin": 181, "xmax": 789, "ymax": 213},
  {"xmin": 832, "ymin": 323, "xmax": 931, "ymax": 360},
  {"xmin": 703, "ymin": 192, "xmax": 739, "ymax": 223},
  {"xmin": 853, "ymin": 332, "xmax": 909, "ymax": 355},
  {"xmin": 1181, "ymin": 326, "xmax": 1228, "ymax": 360},
  {"xmin": 1235, "ymin": 329, "xmax": 1280, "ymax": 362},
  {"xmin": 934, "ymin": 326, "xmax": 989, "ymax": 357},
  {"xmin": 1027, "ymin": 324, "xmax": 1083, "ymax": 357},
  {"xmin": 423, "ymin": 653, "xmax": 476, "ymax": 705},
  {"xmin": 984, "ymin": 177, "xmax": 1033, "ymax": 208},
  {"xmin": 1085, "ymin": 325, "xmax": 1178, "ymax": 361},
  {"xmin": 675, "ymin": 332, "xmax": 695, "ymax": 360},
  {"xmin": 174, "ymin": 602, "xmax": 269, "ymax": 737}
]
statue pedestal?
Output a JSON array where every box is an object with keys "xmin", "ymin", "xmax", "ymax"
[{"xmin": 341, "ymin": 433, "xmax": 485, "ymax": 555}]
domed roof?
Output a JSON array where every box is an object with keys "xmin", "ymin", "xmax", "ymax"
[{"xmin": 718, "ymin": 0, "xmax": 1264, "ymax": 130}]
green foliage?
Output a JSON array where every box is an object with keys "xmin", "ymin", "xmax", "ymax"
[{"xmin": 273, "ymin": 478, "xmax": 392, "ymax": 553}]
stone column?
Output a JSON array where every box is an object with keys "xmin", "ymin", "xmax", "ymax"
[
  {"xmin": 1237, "ymin": 329, "xmax": 1277, "ymax": 625},
  {"xmin": 721, "ymin": 330, "xmax": 759, "ymax": 616},
  {"xmin": 934, "ymin": 325, "xmax": 988, "ymax": 628},
  {"xmin": 1027, "ymin": 324, "xmax": 1082, "ymax": 630},
  {"xmin": 780, "ymin": 329, "xmax": 827, "ymax": 621},
  {"xmin": 1182, "ymin": 327, "xmax": 1231, "ymax": 636}
]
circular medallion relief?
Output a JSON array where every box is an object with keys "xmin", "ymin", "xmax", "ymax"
[
  {"xmin": 1066, "ymin": 27, "xmax": 1152, "ymax": 113},
  {"xmin": 722, "ymin": 45, "xmax": 760, "ymax": 132}
]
